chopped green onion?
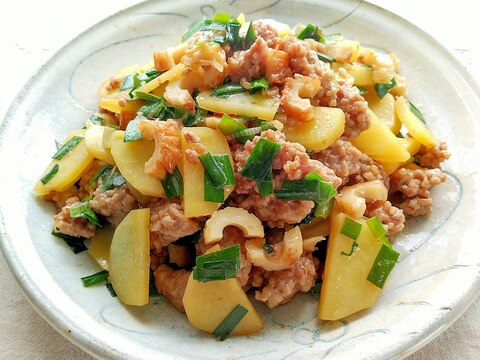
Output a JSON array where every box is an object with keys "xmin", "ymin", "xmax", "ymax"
[
  {"xmin": 213, "ymin": 12, "xmax": 231, "ymax": 23},
  {"xmin": 101, "ymin": 170, "xmax": 126, "ymax": 192},
  {"xmin": 314, "ymin": 197, "xmax": 334, "ymax": 218},
  {"xmin": 89, "ymin": 164, "xmax": 112, "ymax": 187},
  {"xmin": 90, "ymin": 114, "xmax": 105, "ymax": 125},
  {"xmin": 274, "ymin": 178, "xmax": 322, "ymax": 201},
  {"xmin": 124, "ymin": 117, "xmax": 142, "ymax": 142},
  {"xmin": 374, "ymin": 77, "xmax": 397, "ymax": 99},
  {"xmin": 304, "ymin": 172, "xmax": 337, "ymax": 203},
  {"xmin": 182, "ymin": 18, "xmax": 206, "ymax": 42},
  {"xmin": 218, "ymin": 114, "xmax": 247, "ymax": 135},
  {"xmin": 356, "ymin": 86, "xmax": 369, "ymax": 96},
  {"xmin": 120, "ymin": 73, "xmax": 136, "ymax": 91},
  {"xmin": 408, "ymin": 101, "xmax": 427, "ymax": 123},
  {"xmin": 340, "ymin": 217, "xmax": 362, "ymax": 240},
  {"xmin": 161, "ymin": 166, "xmax": 183, "ymax": 198},
  {"xmin": 133, "ymin": 91, "xmax": 163, "ymax": 102},
  {"xmin": 316, "ymin": 52, "xmax": 335, "ymax": 63},
  {"xmin": 52, "ymin": 136, "xmax": 84, "ymax": 160},
  {"xmin": 308, "ymin": 281, "xmax": 322, "ymax": 295},
  {"xmin": 51, "ymin": 229, "xmax": 86, "ymax": 254},
  {"xmin": 200, "ymin": 19, "xmax": 241, "ymax": 45},
  {"xmin": 40, "ymin": 164, "xmax": 59, "ymax": 185},
  {"xmin": 366, "ymin": 216, "xmax": 387, "ymax": 239},
  {"xmin": 249, "ymin": 78, "xmax": 269, "ymax": 94},
  {"xmin": 193, "ymin": 244, "xmax": 241, "ymax": 282},
  {"xmin": 69, "ymin": 201, "xmax": 103, "ymax": 227},
  {"xmin": 120, "ymin": 69, "xmax": 162, "ymax": 98},
  {"xmin": 204, "ymin": 171, "xmax": 225, "ymax": 203},
  {"xmin": 297, "ymin": 24, "xmax": 325, "ymax": 43},
  {"xmin": 81, "ymin": 270, "xmax": 109, "ymax": 287},
  {"xmin": 199, "ymin": 153, "xmax": 235, "ymax": 188},
  {"xmin": 244, "ymin": 21, "xmax": 257, "ymax": 49},
  {"xmin": 240, "ymin": 138, "xmax": 281, "ymax": 196},
  {"xmin": 138, "ymin": 99, "xmax": 167, "ymax": 119},
  {"xmin": 262, "ymin": 243, "xmax": 273, "ymax": 254},
  {"xmin": 230, "ymin": 121, "xmax": 277, "ymax": 144},
  {"xmin": 367, "ymin": 242, "xmax": 400, "ymax": 289},
  {"xmin": 340, "ymin": 217, "xmax": 362, "ymax": 256},
  {"xmin": 105, "ymin": 283, "xmax": 117, "ymax": 297},
  {"xmin": 211, "ymin": 83, "xmax": 245, "ymax": 97},
  {"xmin": 213, "ymin": 304, "xmax": 248, "ymax": 341},
  {"xmin": 183, "ymin": 108, "xmax": 208, "ymax": 127}
]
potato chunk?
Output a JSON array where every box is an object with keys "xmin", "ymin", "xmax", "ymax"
[
  {"xmin": 110, "ymin": 131, "xmax": 165, "ymax": 197},
  {"xmin": 34, "ymin": 130, "xmax": 94, "ymax": 195},
  {"xmin": 85, "ymin": 125, "xmax": 115, "ymax": 164},
  {"xmin": 88, "ymin": 226, "xmax": 115, "ymax": 270},
  {"xmin": 183, "ymin": 245, "xmax": 263, "ymax": 336},
  {"xmin": 282, "ymin": 106, "xmax": 345, "ymax": 151},
  {"xmin": 196, "ymin": 90, "xmax": 280, "ymax": 121},
  {"xmin": 109, "ymin": 208, "xmax": 150, "ymax": 306}
]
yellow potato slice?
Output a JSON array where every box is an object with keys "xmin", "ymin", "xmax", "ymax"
[
  {"xmin": 85, "ymin": 125, "xmax": 115, "ymax": 164},
  {"xmin": 88, "ymin": 226, "xmax": 115, "ymax": 270}
]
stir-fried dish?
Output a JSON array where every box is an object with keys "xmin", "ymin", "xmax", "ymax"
[{"xmin": 34, "ymin": 13, "xmax": 450, "ymax": 340}]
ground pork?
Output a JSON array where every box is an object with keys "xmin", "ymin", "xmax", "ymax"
[
  {"xmin": 254, "ymin": 254, "xmax": 317, "ymax": 308},
  {"xmin": 44, "ymin": 186, "xmax": 79, "ymax": 210},
  {"xmin": 313, "ymin": 138, "xmax": 389, "ymax": 187},
  {"xmin": 227, "ymin": 37, "xmax": 269, "ymax": 82},
  {"xmin": 418, "ymin": 142, "xmax": 450, "ymax": 168},
  {"xmin": 253, "ymin": 20, "xmax": 282, "ymax": 48},
  {"xmin": 183, "ymin": 130, "xmax": 207, "ymax": 164},
  {"xmin": 364, "ymin": 200, "xmax": 405, "ymax": 236},
  {"xmin": 53, "ymin": 197, "xmax": 96, "ymax": 238},
  {"xmin": 149, "ymin": 198, "xmax": 200, "ymax": 252},
  {"xmin": 89, "ymin": 184, "xmax": 137, "ymax": 226},
  {"xmin": 154, "ymin": 264, "xmax": 190, "ymax": 312},
  {"xmin": 335, "ymin": 84, "xmax": 370, "ymax": 138},
  {"xmin": 389, "ymin": 166, "xmax": 446, "ymax": 216}
]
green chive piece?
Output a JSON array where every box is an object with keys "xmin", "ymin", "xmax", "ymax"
[
  {"xmin": 408, "ymin": 101, "xmax": 427, "ymax": 123},
  {"xmin": 274, "ymin": 178, "xmax": 322, "ymax": 201},
  {"xmin": 199, "ymin": 153, "xmax": 235, "ymax": 188},
  {"xmin": 262, "ymin": 243, "xmax": 274, "ymax": 254},
  {"xmin": 316, "ymin": 52, "xmax": 335, "ymax": 63},
  {"xmin": 211, "ymin": 83, "xmax": 245, "ymax": 97},
  {"xmin": 120, "ymin": 73, "xmax": 135, "ymax": 91},
  {"xmin": 367, "ymin": 242, "xmax": 400, "ymax": 289},
  {"xmin": 314, "ymin": 197, "xmax": 334, "ymax": 219},
  {"xmin": 89, "ymin": 164, "xmax": 113, "ymax": 187},
  {"xmin": 213, "ymin": 12, "xmax": 231, "ymax": 23},
  {"xmin": 297, "ymin": 24, "xmax": 325, "ymax": 43},
  {"xmin": 356, "ymin": 86, "xmax": 369, "ymax": 96},
  {"xmin": 81, "ymin": 270, "xmax": 109, "ymax": 287},
  {"xmin": 304, "ymin": 172, "xmax": 337, "ymax": 203},
  {"xmin": 69, "ymin": 201, "xmax": 102, "ymax": 227},
  {"xmin": 52, "ymin": 136, "xmax": 84, "ymax": 160},
  {"xmin": 374, "ymin": 77, "xmax": 397, "ymax": 99},
  {"xmin": 249, "ymin": 78, "xmax": 269, "ymax": 94},
  {"xmin": 204, "ymin": 171, "xmax": 225, "ymax": 203},
  {"xmin": 51, "ymin": 229, "xmax": 86, "ymax": 254},
  {"xmin": 90, "ymin": 114, "xmax": 105, "ymax": 125},
  {"xmin": 244, "ymin": 21, "xmax": 257, "ymax": 49},
  {"xmin": 230, "ymin": 121, "xmax": 277, "ymax": 144},
  {"xmin": 193, "ymin": 244, "xmax": 241, "ymax": 282},
  {"xmin": 241, "ymin": 138, "xmax": 281, "ymax": 196},
  {"xmin": 213, "ymin": 304, "xmax": 248, "ymax": 341},
  {"xmin": 161, "ymin": 166, "xmax": 184, "ymax": 198},
  {"xmin": 308, "ymin": 281, "xmax": 322, "ymax": 295},
  {"xmin": 133, "ymin": 91, "xmax": 163, "ymax": 102},
  {"xmin": 340, "ymin": 217, "xmax": 362, "ymax": 256},
  {"xmin": 102, "ymin": 170, "xmax": 126, "ymax": 192},
  {"xmin": 105, "ymin": 283, "xmax": 117, "ymax": 297},
  {"xmin": 366, "ymin": 216, "xmax": 387, "ymax": 239},
  {"xmin": 137, "ymin": 99, "xmax": 166, "ymax": 119},
  {"xmin": 124, "ymin": 117, "xmax": 142, "ymax": 142},
  {"xmin": 182, "ymin": 18, "xmax": 206, "ymax": 42},
  {"xmin": 40, "ymin": 164, "xmax": 59, "ymax": 185},
  {"xmin": 218, "ymin": 114, "xmax": 247, "ymax": 135},
  {"xmin": 340, "ymin": 217, "xmax": 362, "ymax": 240},
  {"xmin": 183, "ymin": 108, "xmax": 208, "ymax": 127}
]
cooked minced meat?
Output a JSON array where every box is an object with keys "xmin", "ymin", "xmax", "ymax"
[
  {"xmin": 53, "ymin": 197, "xmax": 96, "ymax": 238},
  {"xmin": 89, "ymin": 184, "xmax": 137, "ymax": 226},
  {"xmin": 154, "ymin": 264, "xmax": 190, "ymax": 312},
  {"xmin": 254, "ymin": 254, "xmax": 317, "ymax": 308},
  {"xmin": 418, "ymin": 142, "xmax": 450, "ymax": 168},
  {"xmin": 365, "ymin": 200, "xmax": 405, "ymax": 236},
  {"xmin": 149, "ymin": 198, "xmax": 200, "ymax": 252}
]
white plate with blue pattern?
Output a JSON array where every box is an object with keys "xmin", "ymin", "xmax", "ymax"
[{"xmin": 0, "ymin": 0, "xmax": 479, "ymax": 359}]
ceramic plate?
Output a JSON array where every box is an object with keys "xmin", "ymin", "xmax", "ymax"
[{"xmin": 1, "ymin": 0, "xmax": 479, "ymax": 359}]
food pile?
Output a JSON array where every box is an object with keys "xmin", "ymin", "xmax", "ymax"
[{"xmin": 34, "ymin": 13, "xmax": 449, "ymax": 340}]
